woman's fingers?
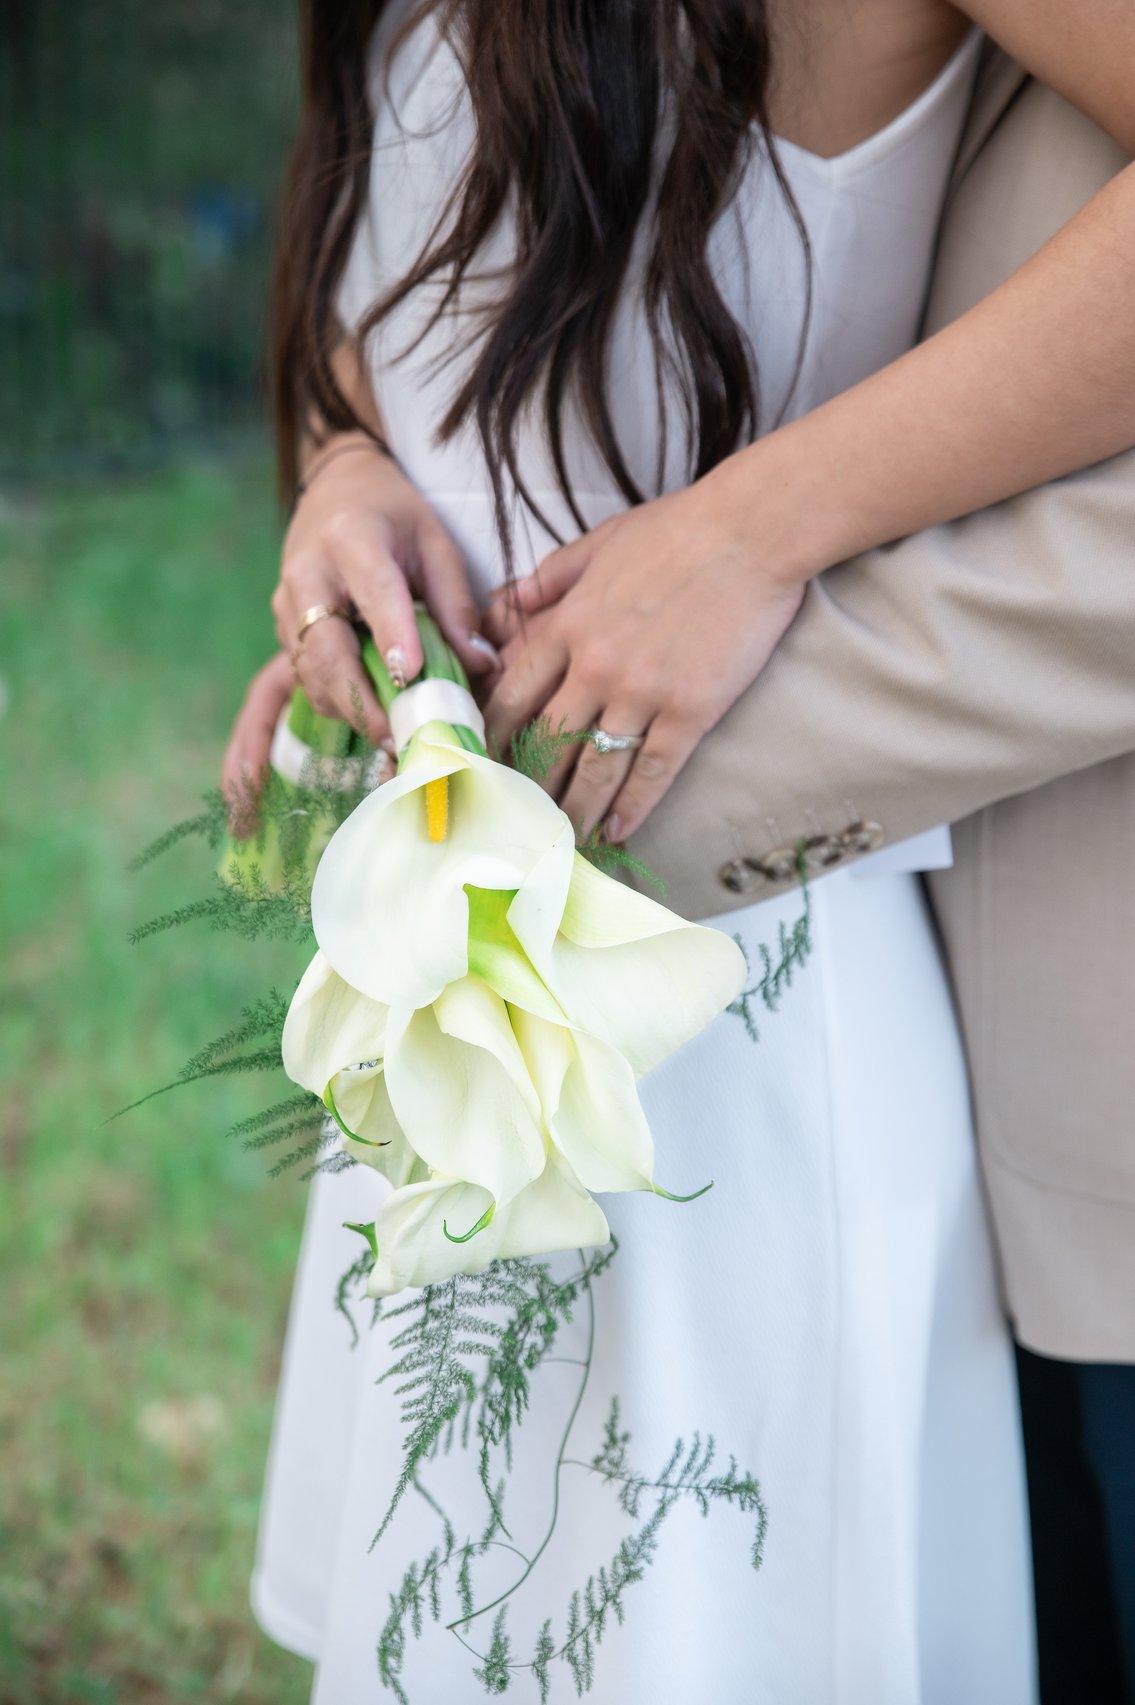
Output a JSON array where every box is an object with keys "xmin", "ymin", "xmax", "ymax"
[
  {"xmin": 296, "ymin": 616, "xmax": 390, "ymax": 745},
  {"xmin": 324, "ymin": 513, "xmax": 423, "ymax": 685},
  {"xmin": 531, "ymin": 685, "xmax": 601, "ymax": 798},
  {"xmin": 482, "ymin": 525, "xmax": 610, "ymax": 645},
  {"xmin": 603, "ymin": 712, "xmax": 703, "ymax": 843},
  {"xmin": 221, "ymin": 652, "xmax": 295, "ymax": 833},
  {"xmin": 280, "ymin": 542, "xmax": 392, "ymax": 741},
  {"xmin": 481, "ymin": 581, "xmax": 523, "ymax": 647},
  {"xmin": 523, "ymin": 528, "xmax": 604, "ymax": 610},
  {"xmin": 558, "ymin": 706, "xmax": 650, "ymax": 840},
  {"xmin": 416, "ymin": 521, "xmax": 501, "ymax": 678},
  {"xmin": 482, "ymin": 623, "xmax": 569, "ymax": 759}
]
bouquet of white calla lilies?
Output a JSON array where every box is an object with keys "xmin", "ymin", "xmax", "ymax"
[
  {"xmin": 131, "ymin": 606, "xmax": 798, "ymax": 1695},
  {"xmin": 279, "ymin": 608, "xmax": 746, "ymax": 1294}
]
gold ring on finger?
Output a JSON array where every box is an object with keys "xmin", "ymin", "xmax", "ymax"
[{"xmin": 295, "ymin": 602, "xmax": 352, "ymax": 645}]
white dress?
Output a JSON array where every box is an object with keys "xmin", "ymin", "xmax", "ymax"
[{"xmin": 253, "ymin": 18, "xmax": 1036, "ymax": 1703}]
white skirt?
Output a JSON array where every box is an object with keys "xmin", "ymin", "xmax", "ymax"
[{"xmin": 252, "ymin": 869, "xmax": 1036, "ymax": 1704}]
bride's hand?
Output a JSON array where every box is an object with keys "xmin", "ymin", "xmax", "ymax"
[
  {"xmin": 481, "ymin": 469, "xmax": 805, "ymax": 841},
  {"xmin": 273, "ymin": 437, "xmax": 498, "ymax": 743},
  {"xmin": 220, "ymin": 651, "xmax": 297, "ymax": 832}
]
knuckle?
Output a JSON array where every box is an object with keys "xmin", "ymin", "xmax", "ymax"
[
  {"xmin": 575, "ymin": 646, "xmax": 616, "ymax": 690},
  {"xmin": 492, "ymin": 680, "xmax": 527, "ymax": 717},
  {"xmin": 634, "ymin": 749, "xmax": 672, "ymax": 783},
  {"xmin": 575, "ymin": 746, "xmax": 611, "ymax": 783},
  {"xmin": 305, "ymin": 686, "xmax": 336, "ymax": 717},
  {"xmin": 679, "ymin": 691, "xmax": 714, "ymax": 731},
  {"xmin": 281, "ymin": 542, "xmax": 321, "ymax": 583},
  {"xmin": 422, "ymin": 523, "xmax": 463, "ymax": 567},
  {"xmin": 321, "ymin": 504, "xmax": 368, "ymax": 551}
]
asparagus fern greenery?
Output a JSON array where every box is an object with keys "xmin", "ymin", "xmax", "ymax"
[
  {"xmin": 345, "ymin": 1244, "xmax": 768, "ymax": 1703},
  {"xmin": 126, "ymin": 684, "xmax": 810, "ymax": 1700},
  {"xmin": 728, "ymin": 846, "xmax": 813, "ymax": 1043}
]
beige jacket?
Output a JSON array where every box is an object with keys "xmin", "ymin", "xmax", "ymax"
[{"xmin": 632, "ymin": 48, "xmax": 1135, "ymax": 1363}]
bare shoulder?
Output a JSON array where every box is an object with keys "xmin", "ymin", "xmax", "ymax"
[{"xmin": 957, "ymin": 0, "xmax": 1135, "ymax": 149}]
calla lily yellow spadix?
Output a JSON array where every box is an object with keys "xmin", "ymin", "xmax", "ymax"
[
  {"xmin": 424, "ymin": 775, "xmax": 449, "ymax": 842},
  {"xmin": 279, "ymin": 609, "xmax": 747, "ymax": 1295}
]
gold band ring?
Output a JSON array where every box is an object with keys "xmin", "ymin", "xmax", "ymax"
[{"xmin": 295, "ymin": 602, "xmax": 352, "ymax": 645}]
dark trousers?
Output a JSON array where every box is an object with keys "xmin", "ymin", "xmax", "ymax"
[{"xmin": 1016, "ymin": 1346, "xmax": 1135, "ymax": 1704}]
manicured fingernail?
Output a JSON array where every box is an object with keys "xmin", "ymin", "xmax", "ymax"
[
  {"xmin": 381, "ymin": 736, "xmax": 397, "ymax": 757},
  {"xmin": 384, "ymin": 645, "xmax": 407, "ymax": 689},
  {"xmin": 467, "ymin": 631, "xmax": 502, "ymax": 669},
  {"xmin": 606, "ymin": 814, "xmax": 623, "ymax": 843}
]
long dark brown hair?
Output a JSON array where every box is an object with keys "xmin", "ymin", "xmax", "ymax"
[{"xmin": 270, "ymin": 0, "xmax": 807, "ymax": 541}]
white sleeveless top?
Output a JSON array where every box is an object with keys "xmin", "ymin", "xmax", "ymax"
[{"xmin": 339, "ymin": 16, "xmax": 983, "ymax": 874}]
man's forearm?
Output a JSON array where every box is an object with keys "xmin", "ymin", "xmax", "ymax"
[{"xmin": 630, "ymin": 447, "xmax": 1135, "ymax": 920}]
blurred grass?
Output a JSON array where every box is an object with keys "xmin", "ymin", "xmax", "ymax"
[{"xmin": 0, "ymin": 460, "xmax": 313, "ymax": 1702}]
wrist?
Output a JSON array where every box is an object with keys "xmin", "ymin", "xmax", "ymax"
[
  {"xmin": 702, "ymin": 424, "xmax": 858, "ymax": 590},
  {"xmin": 294, "ymin": 432, "xmax": 393, "ymax": 512}
]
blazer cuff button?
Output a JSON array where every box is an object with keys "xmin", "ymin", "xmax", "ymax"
[
  {"xmin": 804, "ymin": 834, "xmax": 846, "ymax": 873},
  {"xmin": 839, "ymin": 819, "xmax": 884, "ymax": 855},
  {"xmin": 719, "ymin": 857, "xmax": 763, "ymax": 894}
]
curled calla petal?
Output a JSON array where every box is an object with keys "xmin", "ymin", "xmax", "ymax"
[
  {"xmin": 511, "ymin": 1008, "xmax": 655, "ymax": 1194},
  {"xmin": 365, "ymin": 1148, "xmax": 610, "ymax": 1298},
  {"xmin": 281, "ymin": 951, "xmax": 417, "ymax": 1184},
  {"xmin": 494, "ymin": 1146, "xmax": 610, "ymax": 1261},
  {"xmin": 327, "ymin": 1068, "xmax": 420, "ymax": 1187},
  {"xmin": 311, "ymin": 722, "xmax": 576, "ymax": 1011},
  {"xmin": 509, "ymin": 850, "xmax": 747, "ymax": 1073},
  {"xmin": 383, "ymin": 975, "xmax": 546, "ymax": 1211},
  {"xmin": 281, "ymin": 951, "xmax": 388, "ymax": 1095},
  {"xmin": 367, "ymin": 1177, "xmax": 502, "ymax": 1295}
]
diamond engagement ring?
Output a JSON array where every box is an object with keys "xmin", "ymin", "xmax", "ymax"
[{"xmin": 587, "ymin": 728, "xmax": 645, "ymax": 755}]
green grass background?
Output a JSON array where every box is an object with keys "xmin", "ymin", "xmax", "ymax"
[{"xmin": 0, "ymin": 461, "xmax": 313, "ymax": 1702}]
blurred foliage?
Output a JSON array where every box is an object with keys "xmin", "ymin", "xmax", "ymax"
[
  {"xmin": 1, "ymin": 0, "xmax": 298, "ymax": 478},
  {"xmin": 0, "ymin": 460, "xmax": 312, "ymax": 1701}
]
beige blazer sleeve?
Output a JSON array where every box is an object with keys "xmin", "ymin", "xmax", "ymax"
[{"xmin": 631, "ymin": 75, "xmax": 1135, "ymax": 922}]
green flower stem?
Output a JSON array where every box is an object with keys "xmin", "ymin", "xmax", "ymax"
[
  {"xmin": 446, "ymin": 1259, "xmax": 597, "ymax": 1638},
  {"xmin": 360, "ymin": 611, "xmax": 486, "ymax": 759}
]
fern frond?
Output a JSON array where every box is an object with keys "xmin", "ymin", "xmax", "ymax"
[
  {"xmin": 729, "ymin": 848, "xmax": 812, "ymax": 1042},
  {"xmin": 473, "ymin": 1605, "xmax": 512, "ymax": 1695},
  {"xmin": 577, "ymin": 829, "xmax": 666, "ymax": 895},
  {"xmin": 129, "ymin": 793, "xmax": 229, "ymax": 871},
  {"xmin": 509, "ymin": 716, "xmax": 590, "ymax": 782}
]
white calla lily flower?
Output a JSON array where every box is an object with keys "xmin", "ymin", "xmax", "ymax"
[
  {"xmin": 283, "ymin": 715, "xmax": 748, "ymax": 1295},
  {"xmin": 281, "ymin": 951, "xmax": 417, "ymax": 1182},
  {"xmin": 365, "ymin": 1148, "xmax": 610, "ymax": 1297},
  {"xmin": 507, "ymin": 848, "xmax": 747, "ymax": 1073},
  {"xmin": 283, "ymin": 956, "xmax": 549, "ymax": 1221},
  {"xmin": 281, "ymin": 944, "xmax": 665, "ymax": 1290},
  {"xmin": 311, "ymin": 721, "xmax": 575, "ymax": 1011},
  {"xmin": 510, "ymin": 1007, "xmax": 655, "ymax": 1194},
  {"xmin": 382, "ymin": 975, "xmax": 546, "ymax": 1219}
]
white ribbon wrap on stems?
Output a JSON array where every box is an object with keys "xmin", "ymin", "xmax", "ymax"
[
  {"xmin": 387, "ymin": 678, "xmax": 485, "ymax": 755},
  {"xmin": 270, "ymin": 715, "xmax": 390, "ymax": 793}
]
